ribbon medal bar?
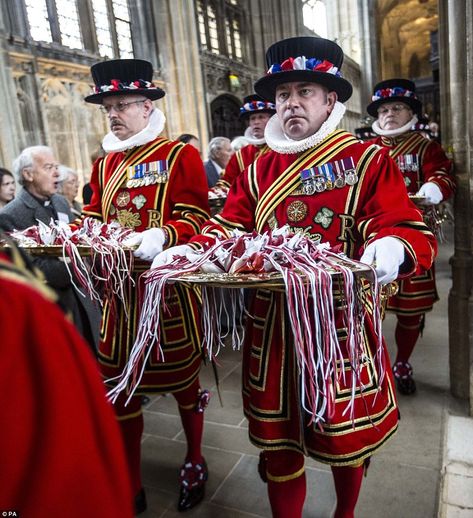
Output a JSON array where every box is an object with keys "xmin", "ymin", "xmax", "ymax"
[
  {"xmin": 340, "ymin": 157, "xmax": 357, "ymax": 185},
  {"xmin": 300, "ymin": 167, "xmax": 316, "ymax": 195},
  {"xmin": 126, "ymin": 160, "xmax": 169, "ymax": 188}
]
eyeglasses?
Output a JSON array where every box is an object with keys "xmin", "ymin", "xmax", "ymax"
[
  {"xmin": 99, "ymin": 100, "xmax": 146, "ymax": 114},
  {"xmin": 377, "ymin": 104, "xmax": 409, "ymax": 116}
]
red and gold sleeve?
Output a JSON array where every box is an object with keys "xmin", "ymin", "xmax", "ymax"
[
  {"xmin": 164, "ymin": 144, "xmax": 210, "ymax": 247},
  {"xmin": 421, "ymin": 140, "xmax": 455, "ymax": 200},
  {"xmin": 357, "ymin": 149, "xmax": 437, "ymax": 277}
]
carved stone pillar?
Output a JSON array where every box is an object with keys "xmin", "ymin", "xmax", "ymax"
[
  {"xmin": 151, "ymin": 0, "xmax": 209, "ymax": 149},
  {"xmin": 0, "ymin": 10, "xmax": 26, "ymax": 167},
  {"xmin": 440, "ymin": 0, "xmax": 473, "ymax": 406}
]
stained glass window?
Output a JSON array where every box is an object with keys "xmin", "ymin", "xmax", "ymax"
[
  {"xmin": 56, "ymin": 0, "xmax": 83, "ymax": 49},
  {"xmin": 25, "ymin": 0, "xmax": 53, "ymax": 43},
  {"xmin": 302, "ymin": 0, "xmax": 328, "ymax": 38},
  {"xmin": 112, "ymin": 0, "xmax": 133, "ymax": 58},
  {"xmin": 92, "ymin": 0, "xmax": 114, "ymax": 58}
]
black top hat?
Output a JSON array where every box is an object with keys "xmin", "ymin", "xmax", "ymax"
[
  {"xmin": 367, "ymin": 78, "xmax": 422, "ymax": 117},
  {"xmin": 239, "ymin": 94, "xmax": 276, "ymax": 120},
  {"xmin": 254, "ymin": 37, "xmax": 353, "ymax": 103},
  {"xmin": 84, "ymin": 59, "xmax": 165, "ymax": 104}
]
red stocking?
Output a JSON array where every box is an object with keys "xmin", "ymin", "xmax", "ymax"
[
  {"xmin": 331, "ymin": 464, "xmax": 364, "ymax": 518},
  {"xmin": 174, "ymin": 379, "xmax": 204, "ymax": 464},
  {"xmin": 265, "ymin": 450, "xmax": 306, "ymax": 518},
  {"xmin": 395, "ymin": 314, "xmax": 423, "ymax": 363},
  {"xmin": 115, "ymin": 393, "xmax": 144, "ymax": 496}
]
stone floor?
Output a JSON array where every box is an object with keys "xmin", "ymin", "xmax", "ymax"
[{"xmin": 139, "ymin": 230, "xmax": 459, "ymax": 518}]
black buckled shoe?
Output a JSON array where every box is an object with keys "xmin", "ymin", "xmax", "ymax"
[
  {"xmin": 178, "ymin": 459, "xmax": 208, "ymax": 512},
  {"xmin": 134, "ymin": 488, "xmax": 147, "ymax": 515},
  {"xmin": 257, "ymin": 451, "xmax": 268, "ymax": 483},
  {"xmin": 393, "ymin": 361, "xmax": 416, "ymax": 395}
]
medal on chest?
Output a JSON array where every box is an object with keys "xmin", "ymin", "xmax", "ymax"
[
  {"xmin": 397, "ymin": 154, "xmax": 419, "ymax": 173},
  {"xmin": 299, "ymin": 156, "xmax": 357, "ymax": 195},
  {"xmin": 126, "ymin": 160, "xmax": 169, "ymax": 188}
]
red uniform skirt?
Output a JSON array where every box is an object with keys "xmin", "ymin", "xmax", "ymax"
[
  {"xmin": 242, "ymin": 288, "xmax": 399, "ymax": 466},
  {"xmin": 98, "ymin": 269, "xmax": 203, "ymax": 395},
  {"xmin": 386, "ymin": 265, "xmax": 438, "ymax": 316}
]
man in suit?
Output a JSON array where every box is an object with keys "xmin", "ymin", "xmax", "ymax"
[
  {"xmin": 204, "ymin": 136, "xmax": 233, "ymax": 187},
  {"xmin": 0, "ymin": 145, "xmax": 100, "ymax": 350}
]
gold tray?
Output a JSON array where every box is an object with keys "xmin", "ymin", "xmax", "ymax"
[
  {"xmin": 171, "ymin": 262, "xmax": 372, "ymax": 289},
  {"xmin": 0, "ymin": 244, "xmax": 93, "ymax": 256},
  {"xmin": 0, "ymin": 243, "xmax": 136, "ymax": 257},
  {"xmin": 409, "ymin": 194, "xmax": 426, "ymax": 205}
]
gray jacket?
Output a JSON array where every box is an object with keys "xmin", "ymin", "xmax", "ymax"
[{"xmin": 0, "ymin": 189, "xmax": 101, "ymax": 350}]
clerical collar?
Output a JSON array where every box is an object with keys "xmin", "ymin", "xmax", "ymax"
[{"xmin": 28, "ymin": 190, "xmax": 52, "ymax": 206}]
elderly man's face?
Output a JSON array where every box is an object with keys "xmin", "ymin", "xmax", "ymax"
[
  {"xmin": 249, "ymin": 112, "xmax": 272, "ymax": 139},
  {"xmin": 24, "ymin": 150, "xmax": 60, "ymax": 200},
  {"xmin": 377, "ymin": 102, "xmax": 413, "ymax": 131},
  {"xmin": 214, "ymin": 141, "xmax": 234, "ymax": 168},
  {"xmin": 102, "ymin": 94, "xmax": 152, "ymax": 140},
  {"xmin": 275, "ymin": 82, "xmax": 337, "ymax": 140}
]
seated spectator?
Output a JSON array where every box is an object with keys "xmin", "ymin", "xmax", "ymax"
[
  {"xmin": 204, "ymin": 136, "xmax": 233, "ymax": 187},
  {"xmin": 0, "ymin": 167, "xmax": 16, "ymax": 208},
  {"xmin": 0, "ymin": 240, "xmax": 133, "ymax": 518},
  {"xmin": 0, "ymin": 146, "xmax": 100, "ymax": 351},
  {"xmin": 58, "ymin": 165, "xmax": 82, "ymax": 217}
]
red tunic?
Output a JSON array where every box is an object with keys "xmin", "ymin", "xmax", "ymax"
[
  {"xmin": 83, "ymin": 138, "xmax": 210, "ymax": 392},
  {"xmin": 372, "ymin": 132, "xmax": 454, "ymax": 315},
  {"xmin": 0, "ymin": 253, "xmax": 133, "ymax": 517},
  {"xmin": 217, "ymin": 144, "xmax": 271, "ymax": 189},
  {"xmin": 192, "ymin": 130, "xmax": 437, "ymax": 465}
]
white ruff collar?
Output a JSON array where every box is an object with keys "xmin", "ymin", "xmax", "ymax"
[
  {"xmin": 372, "ymin": 114, "xmax": 418, "ymax": 137},
  {"xmin": 264, "ymin": 101, "xmax": 346, "ymax": 154},
  {"xmin": 102, "ymin": 108, "xmax": 166, "ymax": 153},
  {"xmin": 243, "ymin": 126, "xmax": 266, "ymax": 146}
]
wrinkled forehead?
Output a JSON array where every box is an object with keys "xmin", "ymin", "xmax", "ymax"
[{"xmin": 33, "ymin": 150, "xmax": 57, "ymax": 165}]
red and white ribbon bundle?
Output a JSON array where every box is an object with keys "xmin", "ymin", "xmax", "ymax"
[
  {"xmin": 109, "ymin": 228, "xmax": 384, "ymax": 423},
  {"xmin": 9, "ymin": 218, "xmax": 135, "ymax": 306}
]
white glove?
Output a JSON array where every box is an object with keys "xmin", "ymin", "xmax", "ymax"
[
  {"xmin": 360, "ymin": 236, "xmax": 405, "ymax": 285},
  {"xmin": 416, "ymin": 182, "xmax": 443, "ymax": 205},
  {"xmin": 124, "ymin": 228, "xmax": 166, "ymax": 262},
  {"xmin": 151, "ymin": 244, "xmax": 193, "ymax": 269}
]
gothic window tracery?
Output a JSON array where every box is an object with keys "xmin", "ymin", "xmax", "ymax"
[
  {"xmin": 24, "ymin": 0, "xmax": 53, "ymax": 43},
  {"xmin": 302, "ymin": 0, "xmax": 328, "ymax": 38},
  {"xmin": 196, "ymin": 0, "xmax": 246, "ymax": 61},
  {"xmin": 22, "ymin": 0, "xmax": 134, "ymax": 57}
]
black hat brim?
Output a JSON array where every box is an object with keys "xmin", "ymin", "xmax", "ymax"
[
  {"xmin": 254, "ymin": 70, "xmax": 353, "ymax": 103},
  {"xmin": 84, "ymin": 88, "xmax": 165, "ymax": 105},
  {"xmin": 367, "ymin": 96, "xmax": 422, "ymax": 118}
]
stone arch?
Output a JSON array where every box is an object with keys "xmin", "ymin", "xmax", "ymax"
[{"xmin": 210, "ymin": 93, "xmax": 245, "ymax": 140}]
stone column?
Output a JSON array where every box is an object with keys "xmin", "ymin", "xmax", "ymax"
[
  {"xmin": 440, "ymin": 0, "xmax": 473, "ymax": 405},
  {"xmin": 357, "ymin": 0, "xmax": 378, "ymax": 106},
  {"xmin": 150, "ymin": 0, "xmax": 209, "ymax": 147},
  {"xmin": 0, "ymin": 8, "xmax": 26, "ymax": 166}
]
